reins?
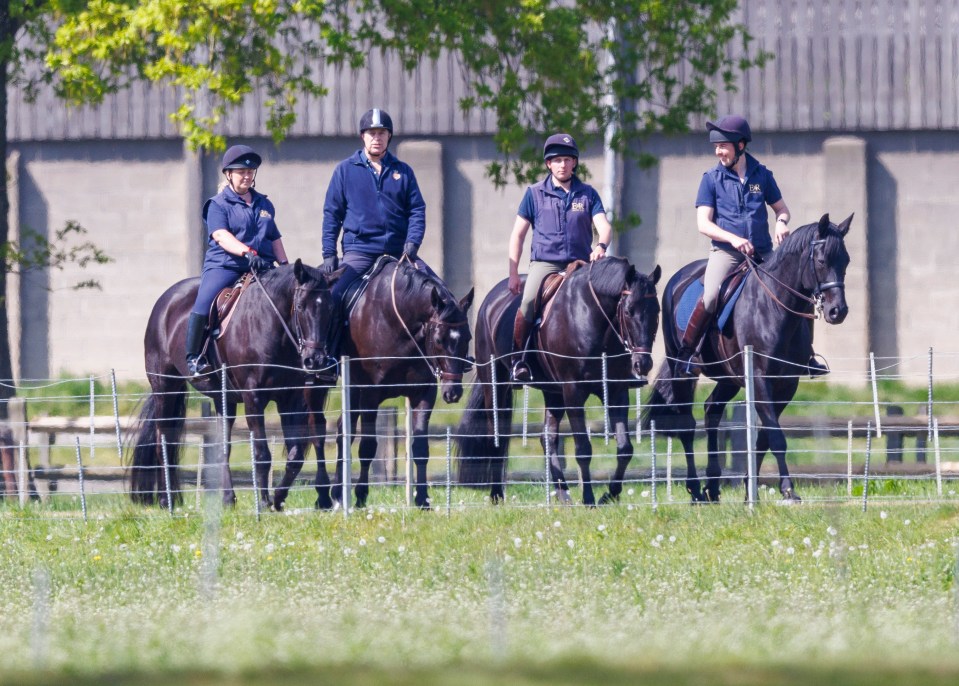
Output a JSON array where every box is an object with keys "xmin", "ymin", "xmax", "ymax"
[
  {"xmin": 587, "ymin": 260, "xmax": 655, "ymax": 354},
  {"xmin": 390, "ymin": 256, "xmax": 466, "ymax": 381},
  {"xmin": 251, "ymin": 270, "xmax": 328, "ymax": 355}
]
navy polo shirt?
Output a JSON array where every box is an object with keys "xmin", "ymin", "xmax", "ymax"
[
  {"xmin": 201, "ymin": 187, "xmax": 280, "ymax": 271},
  {"xmin": 695, "ymin": 153, "xmax": 782, "ymax": 254},
  {"xmin": 518, "ymin": 175, "xmax": 605, "ymax": 263}
]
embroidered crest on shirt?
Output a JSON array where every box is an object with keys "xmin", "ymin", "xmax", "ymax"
[
  {"xmin": 571, "ymin": 201, "xmax": 586, "ymax": 212},
  {"xmin": 748, "ymin": 184, "xmax": 762, "ymax": 193},
  {"xmin": 392, "ymin": 172, "xmax": 402, "ymax": 180},
  {"xmin": 259, "ymin": 210, "xmax": 272, "ymax": 219}
]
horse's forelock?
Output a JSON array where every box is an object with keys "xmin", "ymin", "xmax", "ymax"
[
  {"xmin": 397, "ymin": 262, "xmax": 463, "ymax": 318},
  {"xmin": 578, "ymin": 255, "xmax": 632, "ymax": 297}
]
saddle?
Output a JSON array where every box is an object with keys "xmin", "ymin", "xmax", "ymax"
[
  {"xmin": 209, "ymin": 273, "xmax": 255, "ymax": 340},
  {"xmin": 341, "ymin": 255, "xmax": 397, "ymax": 320},
  {"xmin": 675, "ymin": 260, "xmax": 752, "ymax": 336},
  {"xmin": 532, "ymin": 259, "xmax": 587, "ymax": 325}
]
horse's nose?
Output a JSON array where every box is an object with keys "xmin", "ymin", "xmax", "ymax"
[
  {"xmin": 442, "ymin": 381, "xmax": 463, "ymax": 404},
  {"xmin": 829, "ymin": 303, "xmax": 849, "ymax": 323},
  {"xmin": 632, "ymin": 352, "xmax": 653, "ymax": 377}
]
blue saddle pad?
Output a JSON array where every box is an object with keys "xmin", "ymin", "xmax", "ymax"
[{"xmin": 674, "ymin": 273, "xmax": 750, "ymax": 334}]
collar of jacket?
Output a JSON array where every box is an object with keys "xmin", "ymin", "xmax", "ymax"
[
  {"xmin": 716, "ymin": 152, "xmax": 761, "ymax": 181},
  {"xmin": 353, "ymin": 149, "xmax": 397, "ymax": 169},
  {"xmin": 536, "ymin": 173, "xmax": 585, "ymax": 198}
]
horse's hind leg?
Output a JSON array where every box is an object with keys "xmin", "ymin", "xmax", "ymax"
[
  {"xmin": 409, "ymin": 395, "xmax": 437, "ymax": 510},
  {"xmin": 703, "ymin": 382, "xmax": 739, "ymax": 502},
  {"xmin": 354, "ymin": 407, "xmax": 379, "ymax": 509},
  {"xmin": 541, "ymin": 396, "xmax": 572, "ymax": 504},
  {"xmin": 305, "ymin": 388, "xmax": 334, "ymax": 510}
]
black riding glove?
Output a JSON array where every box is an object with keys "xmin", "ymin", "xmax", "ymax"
[
  {"xmin": 244, "ymin": 251, "xmax": 270, "ymax": 273},
  {"xmin": 322, "ymin": 255, "xmax": 339, "ymax": 274},
  {"xmin": 403, "ymin": 242, "xmax": 419, "ymax": 261}
]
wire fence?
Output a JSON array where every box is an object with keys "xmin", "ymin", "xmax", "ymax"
[{"xmin": 1, "ymin": 348, "xmax": 958, "ymax": 520}]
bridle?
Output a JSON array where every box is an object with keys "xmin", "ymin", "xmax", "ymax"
[
  {"xmin": 389, "ymin": 259, "xmax": 472, "ymax": 382},
  {"xmin": 746, "ymin": 235, "xmax": 845, "ymax": 320},
  {"xmin": 252, "ymin": 272, "xmax": 333, "ymax": 360},
  {"xmin": 587, "ymin": 262, "xmax": 657, "ymax": 357}
]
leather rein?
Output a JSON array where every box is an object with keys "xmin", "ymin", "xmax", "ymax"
[
  {"xmin": 745, "ymin": 237, "xmax": 845, "ymax": 320},
  {"xmin": 586, "ymin": 260, "xmax": 657, "ymax": 356}
]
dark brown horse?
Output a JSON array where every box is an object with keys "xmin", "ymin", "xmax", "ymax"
[
  {"xmin": 130, "ymin": 260, "xmax": 338, "ymax": 510},
  {"xmin": 304, "ymin": 257, "xmax": 474, "ymax": 511},
  {"xmin": 644, "ymin": 213, "xmax": 853, "ymax": 502},
  {"xmin": 457, "ymin": 256, "xmax": 661, "ymax": 505}
]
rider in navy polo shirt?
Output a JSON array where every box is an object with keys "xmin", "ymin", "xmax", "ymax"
[
  {"xmin": 507, "ymin": 133, "xmax": 613, "ymax": 382},
  {"xmin": 676, "ymin": 115, "xmax": 827, "ymax": 377},
  {"xmin": 320, "ymin": 108, "xmax": 429, "ymax": 349},
  {"xmin": 186, "ymin": 144, "xmax": 289, "ymax": 376}
]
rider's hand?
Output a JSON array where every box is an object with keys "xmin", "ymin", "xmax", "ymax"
[
  {"xmin": 244, "ymin": 251, "xmax": 271, "ymax": 273},
  {"xmin": 403, "ymin": 242, "xmax": 419, "ymax": 262},
  {"xmin": 732, "ymin": 237, "xmax": 754, "ymax": 256},
  {"xmin": 774, "ymin": 219, "xmax": 790, "ymax": 246},
  {"xmin": 590, "ymin": 242, "xmax": 608, "ymax": 262},
  {"xmin": 508, "ymin": 273, "xmax": 522, "ymax": 295},
  {"xmin": 322, "ymin": 255, "xmax": 339, "ymax": 274}
]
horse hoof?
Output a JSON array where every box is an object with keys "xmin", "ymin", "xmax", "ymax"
[
  {"xmin": 597, "ymin": 492, "xmax": 619, "ymax": 506},
  {"xmin": 781, "ymin": 488, "xmax": 802, "ymax": 503},
  {"xmin": 688, "ymin": 491, "xmax": 707, "ymax": 504},
  {"xmin": 555, "ymin": 490, "xmax": 573, "ymax": 505}
]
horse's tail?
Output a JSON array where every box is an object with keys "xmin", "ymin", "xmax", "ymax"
[
  {"xmin": 640, "ymin": 359, "xmax": 698, "ymax": 435},
  {"xmin": 455, "ymin": 378, "xmax": 512, "ymax": 488},
  {"xmin": 129, "ymin": 389, "xmax": 187, "ymax": 505}
]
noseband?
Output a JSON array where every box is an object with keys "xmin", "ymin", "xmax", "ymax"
[{"xmin": 587, "ymin": 263, "xmax": 656, "ymax": 356}]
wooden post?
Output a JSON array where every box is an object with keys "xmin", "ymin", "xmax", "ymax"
[{"xmin": 885, "ymin": 405, "xmax": 904, "ymax": 463}]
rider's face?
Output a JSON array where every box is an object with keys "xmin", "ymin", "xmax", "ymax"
[
  {"xmin": 713, "ymin": 142, "xmax": 741, "ymax": 168},
  {"xmin": 226, "ymin": 168, "xmax": 256, "ymax": 194},
  {"xmin": 547, "ymin": 155, "xmax": 576, "ymax": 182},
  {"xmin": 362, "ymin": 128, "xmax": 390, "ymax": 159}
]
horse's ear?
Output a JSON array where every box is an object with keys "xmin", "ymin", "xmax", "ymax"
[
  {"xmin": 817, "ymin": 213, "xmax": 831, "ymax": 236},
  {"xmin": 649, "ymin": 264, "xmax": 662, "ymax": 285},
  {"xmin": 430, "ymin": 287, "xmax": 443, "ymax": 310},
  {"xmin": 836, "ymin": 212, "xmax": 854, "ymax": 236},
  {"xmin": 459, "ymin": 287, "xmax": 475, "ymax": 313},
  {"xmin": 293, "ymin": 258, "xmax": 305, "ymax": 282}
]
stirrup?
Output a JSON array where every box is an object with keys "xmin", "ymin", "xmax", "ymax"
[
  {"xmin": 511, "ymin": 360, "xmax": 532, "ymax": 383},
  {"xmin": 187, "ymin": 355, "xmax": 212, "ymax": 377},
  {"xmin": 675, "ymin": 348, "xmax": 701, "ymax": 377},
  {"xmin": 806, "ymin": 354, "xmax": 829, "ymax": 377}
]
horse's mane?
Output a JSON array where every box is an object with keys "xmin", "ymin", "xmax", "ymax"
[
  {"xmin": 765, "ymin": 220, "xmax": 843, "ymax": 267},
  {"xmin": 394, "ymin": 261, "xmax": 462, "ymax": 318},
  {"xmin": 570, "ymin": 255, "xmax": 632, "ymax": 298}
]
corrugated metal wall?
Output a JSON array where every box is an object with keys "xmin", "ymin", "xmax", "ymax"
[{"xmin": 8, "ymin": 0, "xmax": 959, "ymax": 142}]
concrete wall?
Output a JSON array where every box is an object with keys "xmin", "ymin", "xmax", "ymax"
[{"xmin": 8, "ymin": 130, "xmax": 959, "ymax": 382}]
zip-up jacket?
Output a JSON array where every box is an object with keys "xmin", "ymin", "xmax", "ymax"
[{"xmin": 201, "ymin": 187, "xmax": 280, "ymax": 271}]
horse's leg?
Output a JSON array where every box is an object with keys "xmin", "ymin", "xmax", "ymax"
[
  {"xmin": 598, "ymin": 386, "xmax": 632, "ymax": 505},
  {"xmin": 488, "ymin": 380, "xmax": 512, "ymax": 504},
  {"xmin": 272, "ymin": 394, "xmax": 310, "ymax": 512},
  {"xmin": 305, "ymin": 388, "xmax": 333, "ymax": 510},
  {"xmin": 210, "ymin": 400, "xmax": 238, "ymax": 507},
  {"xmin": 562, "ymin": 392, "xmax": 596, "ymax": 507},
  {"xmin": 331, "ymin": 405, "xmax": 360, "ymax": 509},
  {"xmin": 354, "ymin": 406, "xmax": 379, "ymax": 509},
  {"xmin": 242, "ymin": 395, "xmax": 274, "ymax": 511},
  {"xmin": 757, "ymin": 381, "xmax": 801, "ymax": 501},
  {"xmin": 0, "ymin": 446, "xmax": 14, "ymax": 498},
  {"xmin": 703, "ymin": 382, "xmax": 740, "ymax": 503},
  {"xmin": 409, "ymin": 391, "xmax": 438, "ymax": 510},
  {"xmin": 540, "ymin": 393, "xmax": 571, "ymax": 504}
]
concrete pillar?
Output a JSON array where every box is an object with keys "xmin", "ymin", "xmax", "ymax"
[
  {"xmin": 6, "ymin": 152, "xmax": 19, "ymax": 382},
  {"xmin": 183, "ymin": 141, "xmax": 205, "ymax": 273},
  {"xmin": 395, "ymin": 140, "xmax": 444, "ymax": 277},
  {"xmin": 822, "ymin": 136, "xmax": 869, "ymax": 381}
]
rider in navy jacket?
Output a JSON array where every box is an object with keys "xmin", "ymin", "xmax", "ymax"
[{"xmin": 185, "ymin": 144, "xmax": 289, "ymax": 377}]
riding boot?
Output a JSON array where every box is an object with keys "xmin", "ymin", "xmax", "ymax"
[
  {"xmin": 185, "ymin": 313, "xmax": 212, "ymax": 376},
  {"xmin": 511, "ymin": 310, "xmax": 534, "ymax": 383},
  {"xmin": 675, "ymin": 299, "xmax": 712, "ymax": 377}
]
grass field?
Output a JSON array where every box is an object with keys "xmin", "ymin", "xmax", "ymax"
[{"xmin": 1, "ymin": 486, "xmax": 957, "ymax": 684}]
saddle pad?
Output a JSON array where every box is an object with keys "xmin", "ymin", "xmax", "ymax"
[
  {"xmin": 673, "ymin": 273, "xmax": 751, "ymax": 334},
  {"xmin": 343, "ymin": 255, "xmax": 398, "ymax": 318}
]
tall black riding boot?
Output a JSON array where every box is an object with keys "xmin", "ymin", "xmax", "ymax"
[
  {"xmin": 510, "ymin": 310, "xmax": 535, "ymax": 383},
  {"xmin": 185, "ymin": 313, "xmax": 212, "ymax": 376},
  {"xmin": 675, "ymin": 299, "xmax": 712, "ymax": 377}
]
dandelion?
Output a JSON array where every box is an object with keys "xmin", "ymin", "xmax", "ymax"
[
  {"xmin": 236, "ymin": 532, "xmax": 244, "ymax": 541},
  {"xmin": 171, "ymin": 544, "xmax": 181, "ymax": 554},
  {"xmin": 194, "ymin": 550, "xmax": 202, "ymax": 558},
  {"xmin": 803, "ymin": 537, "xmax": 812, "ymax": 547},
  {"xmin": 772, "ymin": 540, "xmax": 781, "ymax": 548},
  {"xmin": 597, "ymin": 524, "xmax": 606, "ymax": 532},
  {"xmin": 904, "ymin": 519, "xmax": 911, "ymax": 526},
  {"xmin": 359, "ymin": 538, "xmax": 367, "ymax": 547},
  {"xmin": 786, "ymin": 547, "xmax": 795, "ymax": 555},
  {"xmin": 651, "ymin": 539, "xmax": 661, "ymax": 548},
  {"xmin": 366, "ymin": 513, "xmax": 373, "ymax": 520},
  {"xmin": 827, "ymin": 526, "xmax": 838, "ymax": 537},
  {"xmin": 553, "ymin": 521, "xmax": 562, "ymax": 529},
  {"xmin": 812, "ymin": 549, "xmax": 823, "ymax": 559},
  {"xmin": 880, "ymin": 511, "xmax": 888, "ymax": 520},
  {"xmin": 567, "ymin": 540, "xmax": 575, "ymax": 548},
  {"xmin": 641, "ymin": 490, "xmax": 650, "ymax": 498},
  {"xmin": 656, "ymin": 534, "xmax": 664, "ymax": 542},
  {"xmin": 627, "ymin": 488, "xmax": 635, "ymax": 496},
  {"xmin": 535, "ymin": 531, "xmax": 544, "ymax": 540},
  {"xmin": 513, "ymin": 537, "xmax": 522, "ymax": 548},
  {"xmin": 398, "ymin": 545, "xmax": 406, "ymax": 554},
  {"xmin": 93, "ymin": 554, "xmax": 101, "ymax": 561},
  {"xmin": 627, "ymin": 504, "xmax": 634, "ymax": 511},
  {"xmin": 669, "ymin": 536, "xmax": 676, "ymax": 543},
  {"xmin": 377, "ymin": 536, "xmax": 386, "ymax": 544},
  {"xmin": 46, "ymin": 535, "xmax": 52, "ymax": 541},
  {"xmin": 265, "ymin": 543, "xmax": 275, "ymax": 554}
]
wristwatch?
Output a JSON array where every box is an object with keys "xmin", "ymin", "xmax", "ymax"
[{"xmin": 597, "ymin": 242, "xmax": 608, "ymax": 251}]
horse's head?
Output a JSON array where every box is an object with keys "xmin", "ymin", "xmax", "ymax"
[
  {"xmin": 426, "ymin": 286, "xmax": 474, "ymax": 404},
  {"xmin": 805, "ymin": 213, "xmax": 852, "ymax": 325},
  {"xmin": 291, "ymin": 260, "xmax": 338, "ymax": 382},
  {"xmin": 619, "ymin": 264, "xmax": 662, "ymax": 383}
]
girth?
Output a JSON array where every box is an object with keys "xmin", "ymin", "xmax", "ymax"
[{"xmin": 209, "ymin": 273, "xmax": 254, "ymax": 339}]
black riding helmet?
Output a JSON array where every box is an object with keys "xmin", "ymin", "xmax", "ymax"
[
  {"xmin": 706, "ymin": 115, "xmax": 751, "ymax": 167},
  {"xmin": 221, "ymin": 144, "xmax": 262, "ymax": 172},
  {"xmin": 359, "ymin": 109, "xmax": 393, "ymax": 135},
  {"xmin": 543, "ymin": 132, "xmax": 579, "ymax": 161}
]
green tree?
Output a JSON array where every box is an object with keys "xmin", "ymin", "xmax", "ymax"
[{"xmin": 3, "ymin": 0, "xmax": 761, "ymax": 390}]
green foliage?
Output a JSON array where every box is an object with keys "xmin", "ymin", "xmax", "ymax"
[
  {"xmin": 33, "ymin": 0, "xmax": 765, "ymax": 193},
  {"xmin": 2, "ymin": 220, "xmax": 112, "ymax": 289}
]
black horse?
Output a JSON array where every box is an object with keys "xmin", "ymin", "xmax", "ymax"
[
  {"xmin": 457, "ymin": 256, "xmax": 661, "ymax": 505},
  {"xmin": 130, "ymin": 260, "xmax": 338, "ymax": 510},
  {"xmin": 645, "ymin": 213, "xmax": 853, "ymax": 503},
  {"xmin": 305, "ymin": 257, "xmax": 474, "ymax": 511}
]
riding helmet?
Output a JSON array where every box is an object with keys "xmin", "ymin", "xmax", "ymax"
[
  {"xmin": 706, "ymin": 115, "xmax": 752, "ymax": 144},
  {"xmin": 543, "ymin": 133, "xmax": 579, "ymax": 161},
  {"xmin": 221, "ymin": 145, "xmax": 262, "ymax": 171},
  {"xmin": 359, "ymin": 108, "xmax": 394, "ymax": 135}
]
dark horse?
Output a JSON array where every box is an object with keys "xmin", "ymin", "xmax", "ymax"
[
  {"xmin": 457, "ymin": 256, "xmax": 662, "ymax": 505},
  {"xmin": 306, "ymin": 257, "xmax": 474, "ymax": 511},
  {"xmin": 644, "ymin": 213, "xmax": 852, "ymax": 503},
  {"xmin": 130, "ymin": 260, "xmax": 338, "ymax": 510}
]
